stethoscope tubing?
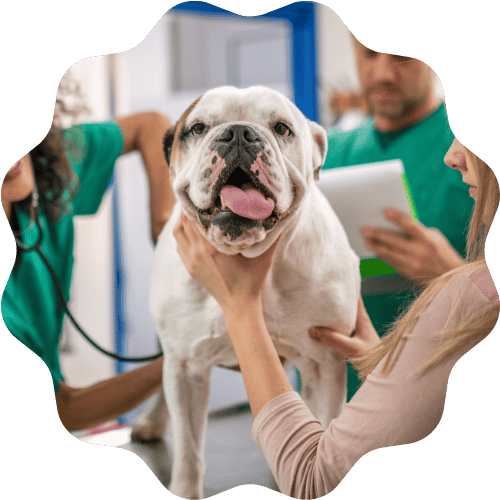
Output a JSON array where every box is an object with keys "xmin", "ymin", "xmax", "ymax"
[{"xmin": 14, "ymin": 203, "xmax": 163, "ymax": 364}]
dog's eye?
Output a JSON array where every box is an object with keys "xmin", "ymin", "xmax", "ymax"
[
  {"xmin": 274, "ymin": 122, "xmax": 292, "ymax": 137},
  {"xmin": 190, "ymin": 123, "xmax": 206, "ymax": 136}
]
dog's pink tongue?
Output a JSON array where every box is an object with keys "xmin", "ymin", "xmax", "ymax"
[{"xmin": 220, "ymin": 184, "xmax": 274, "ymax": 220}]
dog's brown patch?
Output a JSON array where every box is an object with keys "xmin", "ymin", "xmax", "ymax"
[{"xmin": 169, "ymin": 95, "xmax": 203, "ymax": 172}]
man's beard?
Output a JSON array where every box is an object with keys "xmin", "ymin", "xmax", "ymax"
[{"xmin": 365, "ymin": 85, "xmax": 423, "ymax": 121}]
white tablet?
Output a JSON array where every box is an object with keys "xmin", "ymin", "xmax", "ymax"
[{"xmin": 316, "ymin": 159, "xmax": 418, "ymax": 259}]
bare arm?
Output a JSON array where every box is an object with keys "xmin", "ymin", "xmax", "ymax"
[
  {"xmin": 173, "ymin": 214, "xmax": 292, "ymax": 417},
  {"xmin": 116, "ymin": 112, "xmax": 175, "ymax": 243},
  {"xmin": 55, "ymin": 357, "xmax": 163, "ymax": 432}
]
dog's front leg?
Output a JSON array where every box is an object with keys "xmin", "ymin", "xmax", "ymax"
[
  {"xmin": 294, "ymin": 355, "xmax": 347, "ymax": 428},
  {"xmin": 164, "ymin": 356, "xmax": 211, "ymax": 499}
]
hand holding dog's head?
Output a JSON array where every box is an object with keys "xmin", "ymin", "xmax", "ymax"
[{"xmin": 164, "ymin": 86, "xmax": 327, "ymax": 257}]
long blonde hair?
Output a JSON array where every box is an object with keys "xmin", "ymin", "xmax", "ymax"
[{"xmin": 355, "ymin": 150, "xmax": 500, "ymax": 381}]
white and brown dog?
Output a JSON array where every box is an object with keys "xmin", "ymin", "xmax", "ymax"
[{"xmin": 132, "ymin": 86, "xmax": 360, "ymax": 499}]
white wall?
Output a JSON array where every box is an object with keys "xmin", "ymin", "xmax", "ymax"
[{"xmin": 316, "ymin": 4, "xmax": 360, "ymax": 127}]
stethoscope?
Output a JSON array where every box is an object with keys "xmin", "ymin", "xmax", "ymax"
[{"xmin": 14, "ymin": 185, "xmax": 162, "ymax": 363}]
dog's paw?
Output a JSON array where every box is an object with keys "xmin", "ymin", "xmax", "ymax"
[
  {"xmin": 169, "ymin": 481, "xmax": 203, "ymax": 500},
  {"xmin": 130, "ymin": 417, "xmax": 167, "ymax": 443},
  {"xmin": 130, "ymin": 390, "xmax": 169, "ymax": 443}
]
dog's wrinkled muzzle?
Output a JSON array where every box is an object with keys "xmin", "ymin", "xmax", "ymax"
[{"xmin": 197, "ymin": 124, "xmax": 280, "ymax": 236}]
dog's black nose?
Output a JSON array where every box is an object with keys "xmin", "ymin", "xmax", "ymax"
[{"xmin": 220, "ymin": 125, "xmax": 260, "ymax": 146}]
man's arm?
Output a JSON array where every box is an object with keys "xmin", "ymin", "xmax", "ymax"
[{"xmin": 116, "ymin": 112, "xmax": 175, "ymax": 243}]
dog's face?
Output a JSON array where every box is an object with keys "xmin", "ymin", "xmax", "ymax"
[{"xmin": 165, "ymin": 86, "xmax": 327, "ymax": 257}]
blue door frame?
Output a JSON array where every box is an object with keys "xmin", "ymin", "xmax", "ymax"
[{"xmin": 113, "ymin": 1, "xmax": 319, "ymax": 378}]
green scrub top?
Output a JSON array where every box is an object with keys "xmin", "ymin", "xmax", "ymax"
[
  {"xmin": 323, "ymin": 102, "xmax": 474, "ymax": 400},
  {"xmin": 1, "ymin": 121, "xmax": 123, "ymax": 393}
]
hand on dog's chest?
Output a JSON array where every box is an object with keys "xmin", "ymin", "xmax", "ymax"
[{"xmin": 220, "ymin": 183, "xmax": 274, "ymax": 220}]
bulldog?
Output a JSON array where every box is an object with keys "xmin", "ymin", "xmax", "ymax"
[{"xmin": 132, "ymin": 86, "xmax": 360, "ymax": 499}]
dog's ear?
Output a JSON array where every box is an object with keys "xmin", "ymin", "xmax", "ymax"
[
  {"xmin": 165, "ymin": 95, "xmax": 204, "ymax": 176},
  {"xmin": 163, "ymin": 125, "xmax": 177, "ymax": 170},
  {"xmin": 308, "ymin": 121, "xmax": 328, "ymax": 181}
]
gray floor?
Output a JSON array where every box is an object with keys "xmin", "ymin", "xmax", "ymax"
[{"xmin": 118, "ymin": 404, "xmax": 279, "ymax": 498}]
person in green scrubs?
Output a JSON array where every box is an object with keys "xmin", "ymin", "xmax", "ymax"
[
  {"xmin": 321, "ymin": 37, "xmax": 474, "ymax": 400},
  {"xmin": 1, "ymin": 111, "xmax": 175, "ymax": 432}
]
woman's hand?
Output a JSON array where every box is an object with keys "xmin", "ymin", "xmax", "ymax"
[
  {"xmin": 173, "ymin": 213, "xmax": 280, "ymax": 313},
  {"xmin": 174, "ymin": 213, "xmax": 290, "ymax": 417},
  {"xmin": 309, "ymin": 297, "xmax": 381, "ymax": 369}
]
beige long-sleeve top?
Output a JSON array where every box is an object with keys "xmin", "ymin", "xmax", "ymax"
[{"xmin": 252, "ymin": 268, "xmax": 498, "ymax": 499}]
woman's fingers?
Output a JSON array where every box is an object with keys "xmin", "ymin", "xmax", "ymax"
[
  {"xmin": 309, "ymin": 324, "xmax": 353, "ymax": 351},
  {"xmin": 309, "ymin": 325, "xmax": 379, "ymax": 360},
  {"xmin": 309, "ymin": 327, "xmax": 360, "ymax": 359},
  {"xmin": 173, "ymin": 216, "xmax": 189, "ymax": 262},
  {"xmin": 173, "ymin": 213, "xmax": 281, "ymax": 311},
  {"xmin": 174, "ymin": 213, "xmax": 211, "ymax": 276},
  {"xmin": 309, "ymin": 297, "xmax": 381, "ymax": 360},
  {"xmin": 177, "ymin": 212, "xmax": 199, "ymax": 246}
]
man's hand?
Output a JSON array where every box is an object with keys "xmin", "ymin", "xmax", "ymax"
[{"xmin": 361, "ymin": 208, "xmax": 465, "ymax": 284}]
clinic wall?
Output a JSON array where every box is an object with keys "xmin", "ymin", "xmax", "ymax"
[{"xmin": 315, "ymin": 4, "xmax": 359, "ymax": 127}]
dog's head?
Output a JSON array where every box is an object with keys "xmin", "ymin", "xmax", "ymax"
[{"xmin": 165, "ymin": 86, "xmax": 327, "ymax": 257}]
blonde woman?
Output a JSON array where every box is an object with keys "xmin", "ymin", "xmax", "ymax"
[{"xmin": 173, "ymin": 139, "xmax": 499, "ymax": 499}]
